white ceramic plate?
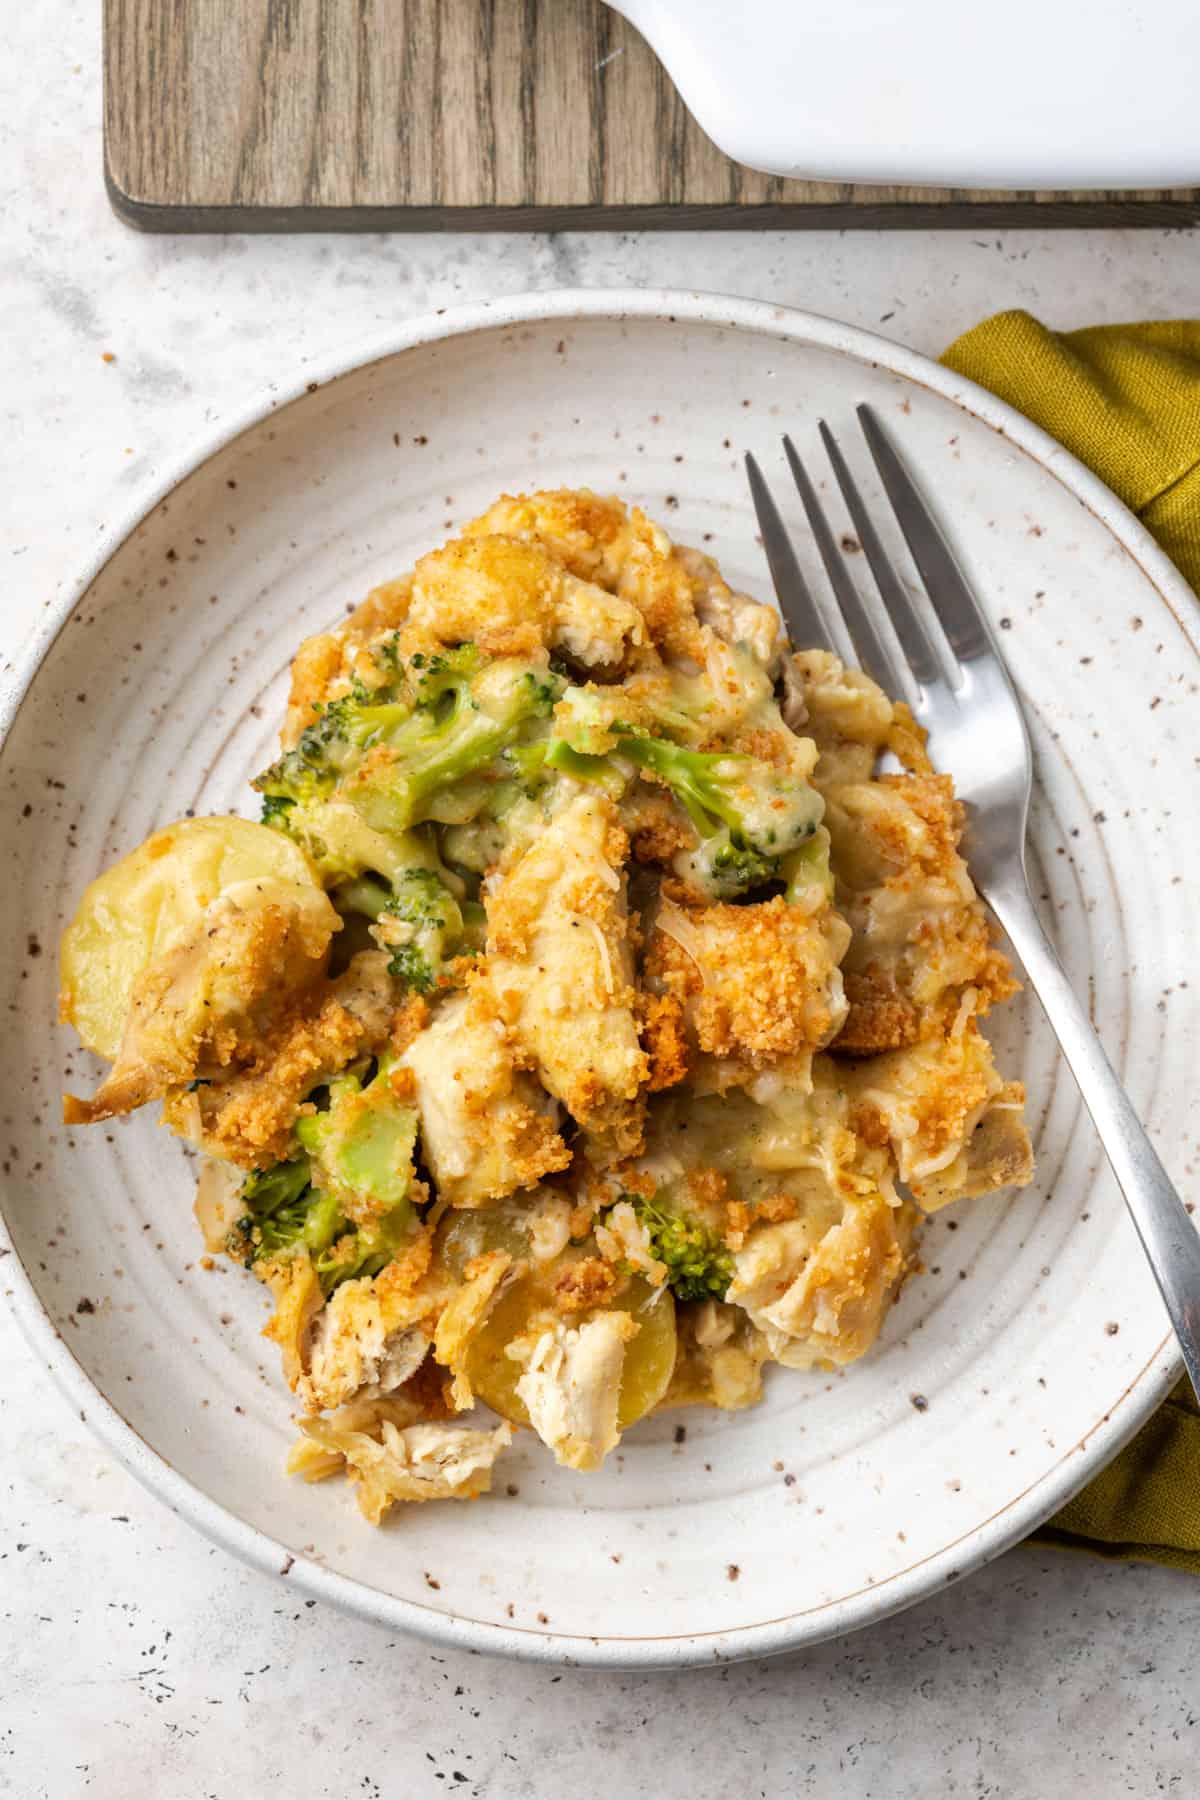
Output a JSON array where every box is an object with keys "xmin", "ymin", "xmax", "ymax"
[
  {"xmin": 2, "ymin": 292, "xmax": 1196, "ymax": 1669},
  {"xmin": 611, "ymin": 0, "xmax": 1200, "ymax": 189}
]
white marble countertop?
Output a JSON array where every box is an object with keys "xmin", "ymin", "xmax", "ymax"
[{"xmin": 4, "ymin": 8, "xmax": 1200, "ymax": 1795}]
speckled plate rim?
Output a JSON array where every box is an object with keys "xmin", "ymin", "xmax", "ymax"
[{"xmin": 1, "ymin": 288, "xmax": 1193, "ymax": 1669}]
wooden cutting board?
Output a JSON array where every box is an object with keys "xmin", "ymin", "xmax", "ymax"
[{"xmin": 104, "ymin": 0, "xmax": 1200, "ymax": 230}]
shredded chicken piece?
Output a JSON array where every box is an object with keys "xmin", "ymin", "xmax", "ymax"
[
  {"xmin": 267, "ymin": 1231, "xmax": 447, "ymax": 1413},
  {"xmin": 674, "ymin": 544, "xmax": 782, "ymax": 671},
  {"xmin": 794, "ymin": 647, "xmax": 1018, "ymax": 1053},
  {"xmin": 843, "ymin": 1024, "xmax": 1033, "ymax": 1205},
  {"xmin": 485, "ymin": 792, "xmax": 648, "ymax": 1164},
  {"xmin": 290, "ymin": 1411, "xmax": 513, "ymax": 1523},
  {"xmin": 400, "ymin": 988, "xmax": 571, "ymax": 1206},
  {"xmin": 513, "ymin": 1310, "xmax": 639, "ymax": 1472},
  {"xmin": 729, "ymin": 1196, "xmax": 921, "ymax": 1369}
]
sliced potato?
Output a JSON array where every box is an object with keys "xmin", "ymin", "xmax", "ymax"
[
  {"xmin": 465, "ymin": 1273, "xmax": 676, "ymax": 1432},
  {"xmin": 60, "ymin": 816, "xmax": 322, "ymax": 1061}
]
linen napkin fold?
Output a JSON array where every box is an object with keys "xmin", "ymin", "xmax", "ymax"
[{"xmin": 940, "ymin": 310, "xmax": 1200, "ymax": 1572}]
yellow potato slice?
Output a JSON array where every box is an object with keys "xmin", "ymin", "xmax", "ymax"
[
  {"xmin": 59, "ymin": 815, "xmax": 323, "ymax": 1061},
  {"xmin": 466, "ymin": 1274, "xmax": 677, "ymax": 1433}
]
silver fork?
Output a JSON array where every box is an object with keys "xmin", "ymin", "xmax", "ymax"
[{"xmin": 747, "ymin": 407, "xmax": 1200, "ymax": 1400}]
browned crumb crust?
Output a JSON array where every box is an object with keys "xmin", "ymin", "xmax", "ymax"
[
  {"xmin": 637, "ymin": 991, "xmax": 690, "ymax": 1091},
  {"xmin": 168, "ymin": 959, "xmax": 394, "ymax": 1168},
  {"xmin": 648, "ymin": 897, "xmax": 844, "ymax": 1064},
  {"xmin": 554, "ymin": 1257, "xmax": 622, "ymax": 1313}
]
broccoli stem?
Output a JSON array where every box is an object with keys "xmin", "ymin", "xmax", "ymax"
[
  {"xmin": 334, "ymin": 875, "xmax": 394, "ymax": 920},
  {"xmin": 618, "ymin": 735, "xmax": 744, "ymax": 839}
]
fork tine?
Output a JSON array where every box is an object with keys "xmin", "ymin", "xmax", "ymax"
[
  {"xmin": 856, "ymin": 404, "xmax": 988, "ymax": 666},
  {"xmin": 745, "ymin": 451, "xmax": 836, "ymax": 655},
  {"xmin": 817, "ymin": 419, "xmax": 946, "ymax": 694},
  {"xmin": 780, "ymin": 435, "xmax": 907, "ymax": 698}
]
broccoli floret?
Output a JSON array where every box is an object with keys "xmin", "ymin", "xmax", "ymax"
[
  {"xmin": 295, "ymin": 1057, "xmax": 418, "ymax": 1220},
  {"xmin": 263, "ymin": 783, "xmax": 452, "ymax": 907},
  {"xmin": 541, "ymin": 737, "xmax": 630, "ymax": 796},
  {"xmin": 226, "ymin": 1157, "xmax": 342, "ymax": 1269},
  {"xmin": 620, "ymin": 1194, "xmax": 734, "ymax": 1303},
  {"xmin": 369, "ymin": 868, "xmax": 466, "ymax": 993},
  {"xmin": 345, "ymin": 656, "xmax": 563, "ymax": 837},
  {"xmin": 256, "ymin": 648, "xmax": 562, "ymax": 840},
  {"xmin": 256, "ymin": 1186, "xmax": 343, "ymax": 1261},
  {"xmin": 408, "ymin": 642, "xmax": 481, "ymax": 696},
  {"xmin": 349, "ymin": 632, "xmax": 404, "ymax": 702},
  {"xmin": 696, "ymin": 832, "xmax": 779, "ymax": 898},
  {"xmin": 617, "ymin": 732, "xmax": 823, "ymax": 898},
  {"xmin": 333, "ymin": 874, "xmax": 394, "ymax": 920},
  {"xmin": 237, "ymin": 1157, "xmax": 312, "ymax": 1220},
  {"xmin": 227, "ymin": 1063, "xmax": 419, "ymax": 1296},
  {"xmin": 259, "ymin": 793, "xmax": 296, "ymax": 829},
  {"xmin": 256, "ymin": 646, "xmax": 565, "ymax": 867},
  {"xmin": 254, "ymin": 693, "xmax": 413, "ymax": 809},
  {"xmin": 313, "ymin": 1203, "xmax": 413, "ymax": 1291},
  {"xmin": 259, "ymin": 765, "xmax": 470, "ymax": 986},
  {"xmin": 287, "ymin": 1057, "xmax": 421, "ymax": 1293}
]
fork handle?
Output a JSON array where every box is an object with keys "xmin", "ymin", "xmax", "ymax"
[{"xmin": 983, "ymin": 877, "xmax": 1200, "ymax": 1401}]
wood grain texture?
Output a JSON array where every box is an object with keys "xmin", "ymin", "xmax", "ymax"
[{"xmin": 104, "ymin": 0, "xmax": 1200, "ymax": 230}]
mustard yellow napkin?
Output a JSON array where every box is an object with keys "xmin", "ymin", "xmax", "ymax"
[
  {"xmin": 941, "ymin": 311, "xmax": 1200, "ymax": 1571},
  {"xmin": 943, "ymin": 311, "xmax": 1200, "ymax": 592}
]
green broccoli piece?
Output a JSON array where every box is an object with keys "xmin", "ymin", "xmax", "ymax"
[
  {"xmin": 286, "ymin": 1057, "xmax": 421, "ymax": 1294},
  {"xmin": 345, "ymin": 656, "xmax": 563, "ymax": 837},
  {"xmin": 616, "ymin": 732, "xmax": 823, "ymax": 899},
  {"xmin": 259, "ymin": 779, "xmax": 460, "ymax": 917},
  {"xmin": 295, "ymin": 1057, "xmax": 418, "ymax": 1220},
  {"xmin": 333, "ymin": 874, "xmax": 394, "ymax": 920},
  {"xmin": 236, "ymin": 1157, "xmax": 312, "ymax": 1221},
  {"xmin": 258, "ymin": 760, "xmax": 470, "ymax": 987},
  {"xmin": 782, "ymin": 827, "xmax": 835, "ymax": 906},
  {"xmin": 541, "ymin": 737, "xmax": 630, "ymax": 796},
  {"xmin": 699, "ymin": 833, "xmax": 779, "ymax": 897},
  {"xmin": 254, "ymin": 647, "xmax": 562, "ymax": 838},
  {"xmin": 226, "ymin": 1157, "xmax": 343, "ymax": 1268},
  {"xmin": 369, "ymin": 868, "xmax": 466, "ymax": 993},
  {"xmin": 313, "ymin": 1212, "xmax": 410, "ymax": 1293},
  {"xmin": 255, "ymin": 1187, "xmax": 343, "ymax": 1261},
  {"xmin": 259, "ymin": 793, "xmax": 296, "ymax": 829},
  {"xmin": 254, "ymin": 693, "xmax": 413, "ymax": 809},
  {"xmin": 227, "ymin": 1065, "xmax": 419, "ymax": 1296},
  {"xmin": 621, "ymin": 1194, "xmax": 734, "ymax": 1303}
]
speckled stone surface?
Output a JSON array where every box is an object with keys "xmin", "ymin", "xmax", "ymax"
[{"xmin": 3, "ymin": 6, "xmax": 1200, "ymax": 1794}]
